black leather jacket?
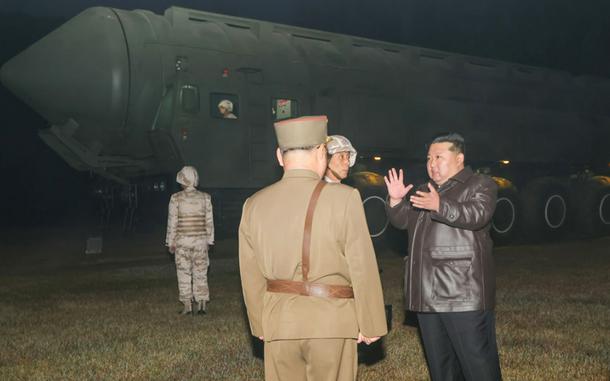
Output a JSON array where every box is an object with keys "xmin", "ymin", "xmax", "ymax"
[{"xmin": 386, "ymin": 167, "xmax": 498, "ymax": 312}]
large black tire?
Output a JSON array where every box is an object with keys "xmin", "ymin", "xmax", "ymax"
[
  {"xmin": 362, "ymin": 193, "xmax": 390, "ymax": 239},
  {"xmin": 344, "ymin": 172, "xmax": 389, "ymax": 238},
  {"xmin": 345, "ymin": 171, "xmax": 408, "ymax": 254},
  {"xmin": 490, "ymin": 178, "xmax": 520, "ymax": 246},
  {"xmin": 570, "ymin": 176, "xmax": 610, "ymax": 237},
  {"xmin": 521, "ymin": 177, "xmax": 570, "ymax": 239}
]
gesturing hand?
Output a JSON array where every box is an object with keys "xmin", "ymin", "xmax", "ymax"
[
  {"xmin": 410, "ymin": 182, "xmax": 440, "ymax": 212},
  {"xmin": 384, "ymin": 168, "xmax": 413, "ymax": 207}
]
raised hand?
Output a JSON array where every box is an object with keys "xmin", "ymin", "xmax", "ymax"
[
  {"xmin": 410, "ymin": 182, "xmax": 440, "ymax": 212},
  {"xmin": 384, "ymin": 168, "xmax": 413, "ymax": 206}
]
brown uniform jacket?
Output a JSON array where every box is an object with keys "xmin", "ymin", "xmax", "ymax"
[
  {"xmin": 386, "ymin": 167, "xmax": 497, "ymax": 313},
  {"xmin": 239, "ymin": 169, "xmax": 387, "ymax": 341}
]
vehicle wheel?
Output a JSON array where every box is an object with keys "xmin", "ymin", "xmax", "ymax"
[
  {"xmin": 345, "ymin": 171, "xmax": 409, "ymax": 254},
  {"xmin": 571, "ymin": 176, "xmax": 610, "ymax": 237},
  {"xmin": 344, "ymin": 172, "xmax": 389, "ymax": 239},
  {"xmin": 362, "ymin": 194, "xmax": 389, "ymax": 238},
  {"xmin": 490, "ymin": 179, "xmax": 520, "ymax": 246},
  {"xmin": 521, "ymin": 177, "xmax": 570, "ymax": 239},
  {"xmin": 361, "ymin": 187, "xmax": 409, "ymax": 256}
]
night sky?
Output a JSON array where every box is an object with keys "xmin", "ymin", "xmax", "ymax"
[{"xmin": 1, "ymin": 0, "xmax": 609, "ymax": 227}]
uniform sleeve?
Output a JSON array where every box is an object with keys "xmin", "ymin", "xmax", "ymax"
[
  {"xmin": 238, "ymin": 198, "xmax": 266, "ymax": 337},
  {"xmin": 344, "ymin": 189, "xmax": 388, "ymax": 338},
  {"xmin": 165, "ymin": 194, "xmax": 178, "ymax": 247},
  {"xmin": 205, "ymin": 194, "xmax": 214, "ymax": 245},
  {"xmin": 430, "ymin": 176, "xmax": 498, "ymax": 230}
]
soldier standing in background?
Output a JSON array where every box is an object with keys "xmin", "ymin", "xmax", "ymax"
[
  {"xmin": 324, "ymin": 135, "xmax": 357, "ymax": 183},
  {"xmin": 166, "ymin": 166, "xmax": 214, "ymax": 315},
  {"xmin": 239, "ymin": 116, "xmax": 387, "ymax": 381}
]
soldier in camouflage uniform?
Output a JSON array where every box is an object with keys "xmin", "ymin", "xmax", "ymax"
[{"xmin": 166, "ymin": 166, "xmax": 214, "ymax": 315}]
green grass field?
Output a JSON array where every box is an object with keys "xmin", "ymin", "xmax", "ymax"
[{"xmin": 0, "ymin": 237, "xmax": 608, "ymax": 380}]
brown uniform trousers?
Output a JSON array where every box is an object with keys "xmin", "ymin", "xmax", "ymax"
[{"xmin": 265, "ymin": 339, "xmax": 356, "ymax": 381}]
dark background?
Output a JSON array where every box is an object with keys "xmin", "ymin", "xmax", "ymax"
[{"xmin": 1, "ymin": 0, "xmax": 609, "ymax": 228}]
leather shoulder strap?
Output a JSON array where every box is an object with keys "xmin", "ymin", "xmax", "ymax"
[{"xmin": 302, "ymin": 181, "xmax": 326, "ymax": 281}]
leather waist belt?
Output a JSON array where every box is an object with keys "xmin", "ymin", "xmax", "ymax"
[{"xmin": 267, "ymin": 279, "xmax": 354, "ymax": 299}]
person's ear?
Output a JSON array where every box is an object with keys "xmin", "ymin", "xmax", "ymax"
[
  {"xmin": 318, "ymin": 145, "xmax": 328, "ymax": 164},
  {"xmin": 276, "ymin": 147, "xmax": 284, "ymax": 167},
  {"xmin": 457, "ymin": 152, "xmax": 465, "ymax": 166}
]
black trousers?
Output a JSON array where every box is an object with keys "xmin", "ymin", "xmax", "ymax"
[{"xmin": 417, "ymin": 310, "xmax": 502, "ymax": 381}]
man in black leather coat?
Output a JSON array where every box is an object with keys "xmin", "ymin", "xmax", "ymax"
[{"xmin": 385, "ymin": 133, "xmax": 502, "ymax": 381}]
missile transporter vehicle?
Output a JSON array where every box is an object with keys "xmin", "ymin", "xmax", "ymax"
[{"xmin": 2, "ymin": 6, "xmax": 609, "ymax": 243}]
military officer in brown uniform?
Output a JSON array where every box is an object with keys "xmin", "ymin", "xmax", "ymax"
[
  {"xmin": 166, "ymin": 166, "xmax": 214, "ymax": 315},
  {"xmin": 239, "ymin": 116, "xmax": 387, "ymax": 381}
]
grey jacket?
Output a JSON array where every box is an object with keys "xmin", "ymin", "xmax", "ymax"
[{"xmin": 386, "ymin": 167, "xmax": 498, "ymax": 312}]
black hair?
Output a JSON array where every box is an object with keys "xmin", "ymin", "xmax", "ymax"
[{"xmin": 430, "ymin": 132, "xmax": 465, "ymax": 155}]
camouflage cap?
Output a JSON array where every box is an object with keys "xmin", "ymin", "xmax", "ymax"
[{"xmin": 274, "ymin": 115, "xmax": 328, "ymax": 151}]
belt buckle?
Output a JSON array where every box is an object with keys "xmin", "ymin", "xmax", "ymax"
[
  {"xmin": 307, "ymin": 282, "xmax": 328, "ymax": 298},
  {"xmin": 302, "ymin": 281, "xmax": 311, "ymax": 296}
]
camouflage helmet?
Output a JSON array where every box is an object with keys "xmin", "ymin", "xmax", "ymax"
[
  {"xmin": 326, "ymin": 135, "xmax": 357, "ymax": 167},
  {"xmin": 176, "ymin": 166, "xmax": 199, "ymax": 188}
]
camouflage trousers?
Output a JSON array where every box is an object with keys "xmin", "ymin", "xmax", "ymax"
[{"xmin": 174, "ymin": 239, "xmax": 209, "ymax": 303}]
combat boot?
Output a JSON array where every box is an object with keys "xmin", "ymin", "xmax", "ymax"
[
  {"xmin": 179, "ymin": 302, "xmax": 192, "ymax": 315},
  {"xmin": 196, "ymin": 300, "xmax": 207, "ymax": 315}
]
